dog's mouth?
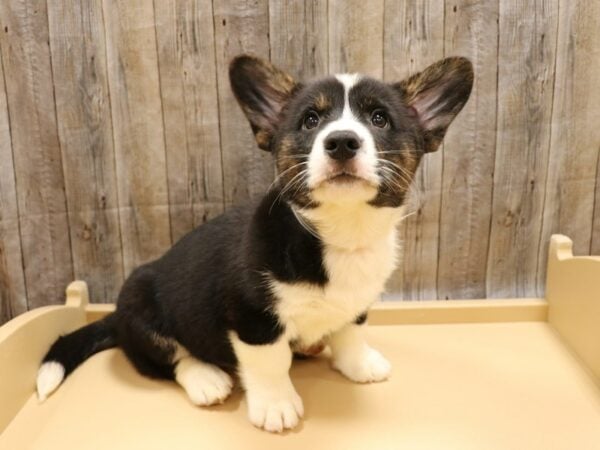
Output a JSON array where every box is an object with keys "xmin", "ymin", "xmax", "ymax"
[
  {"xmin": 309, "ymin": 161, "xmax": 379, "ymax": 192},
  {"xmin": 326, "ymin": 171, "xmax": 363, "ymax": 184}
]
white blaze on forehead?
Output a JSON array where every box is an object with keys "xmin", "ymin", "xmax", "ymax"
[
  {"xmin": 307, "ymin": 73, "xmax": 381, "ymax": 193},
  {"xmin": 335, "ymin": 73, "xmax": 361, "ymax": 117}
]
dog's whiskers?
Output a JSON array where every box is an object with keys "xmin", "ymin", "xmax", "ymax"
[{"xmin": 269, "ymin": 168, "xmax": 309, "ymax": 214}]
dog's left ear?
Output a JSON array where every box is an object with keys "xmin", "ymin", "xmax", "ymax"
[
  {"xmin": 229, "ymin": 55, "xmax": 299, "ymax": 151},
  {"xmin": 395, "ymin": 57, "xmax": 474, "ymax": 153}
]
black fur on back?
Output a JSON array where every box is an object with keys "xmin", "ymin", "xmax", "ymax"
[{"xmin": 43, "ymin": 189, "xmax": 327, "ymax": 380}]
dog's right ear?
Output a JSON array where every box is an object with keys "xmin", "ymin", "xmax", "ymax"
[
  {"xmin": 229, "ymin": 55, "xmax": 299, "ymax": 151},
  {"xmin": 395, "ymin": 57, "xmax": 473, "ymax": 153}
]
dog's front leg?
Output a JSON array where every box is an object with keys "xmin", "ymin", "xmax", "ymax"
[
  {"xmin": 230, "ymin": 333, "xmax": 303, "ymax": 432},
  {"xmin": 329, "ymin": 323, "xmax": 391, "ymax": 383}
]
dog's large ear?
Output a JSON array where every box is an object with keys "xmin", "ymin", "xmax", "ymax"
[
  {"xmin": 395, "ymin": 57, "xmax": 473, "ymax": 153},
  {"xmin": 229, "ymin": 55, "xmax": 299, "ymax": 151}
]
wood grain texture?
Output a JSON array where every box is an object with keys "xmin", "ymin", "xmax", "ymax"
[
  {"xmin": 0, "ymin": 46, "xmax": 26, "ymax": 323},
  {"xmin": 437, "ymin": 0, "xmax": 499, "ymax": 299},
  {"xmin": 538, "ymin": 0, "xmax": 600, "ymax": 278},
  {"xmin": 102, "ymin": 0, "xmax": 171, "ymax": 275},
  {"xmin": 269, "ymin": 0, "xmax": 328, "ymax": 79},
  {"xmin": 213, "ymin": 0, "xmax": 273, "ymax": 207},
  {"xmin": 0, "ymin": 0, "xmax": 73, "ymax": 310},
  {"xmin": 328, "ymin": 0, "xmax": 384, "ymax": 77},
  {"xmin": 47, "ymin": 0, "xmax": 124, "ymax": 303},
  {"xmin": 383, "ymin": 0, "xmax": 445, "ymax": 299},
  {"xmin": 154, "ymin": 0, "xmax": 225, "ymax": 243},
  {"xmin": 486, "ymin": 0, "xmax": 559, "ymax": 298}
]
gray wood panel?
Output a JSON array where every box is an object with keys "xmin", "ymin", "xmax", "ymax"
[
  {"xmin": 486, "ymin": 0, "xmax": 559, "ymax": 298},
  {"xmin": 213, "ymin": 0, "xmax": 273, "ymax": 207},
  {"xmin": 269, "ymin": 0, "xmax": 328, "ymax": 79},
  {"xmin": 47, "ymin": 0, "xmax": 124, "ymax": 303},
  {"xmin": 328, "ymin": 0, "xmax": 384, "ymax": 78},
  {"xmin": 383, "ymin": 0, "xmax": 445, "ymax": 300},
  {"xmin": 102, "ymin": 0, "xmax": 172, "ymax": 275},
  {"xmin": 0, "ymin": 43, "xmax": 27, "ymax": 323},
  {"xmin": 438, "ymin": 0, "xmax": 499, "ymax": 299},
  {"xmin": 538, "ymin": 0, "xmax": 600, "ymax": 278},
  {"xmin": 0, "ymin": 0, "xmax": 74, "ymax": 310},
  {"xmin": 154, "ymin": 0, "xmax": 225, "ymax": 243}
]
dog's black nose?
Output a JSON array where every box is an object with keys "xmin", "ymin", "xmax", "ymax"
[{"xmin": 324, "ymin": 131, "xmax": 361, "ymax": 161}]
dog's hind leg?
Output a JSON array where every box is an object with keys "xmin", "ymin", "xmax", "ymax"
[
  {"xmin": 120, "ymin": 314, "xmax": 233, "ymax": 406},
  {"xmin": 116, "ymin": 266, "xmax": 233, "ymax": 405}
]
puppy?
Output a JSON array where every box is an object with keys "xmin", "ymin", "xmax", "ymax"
[{"xmin": 36, "ymin": 55, "xmax": 473, "ymax": 432}]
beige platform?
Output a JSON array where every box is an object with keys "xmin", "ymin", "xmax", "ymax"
[{"xmin": 1, "ymin": 235, "xmax": 599, "ymax": 450}]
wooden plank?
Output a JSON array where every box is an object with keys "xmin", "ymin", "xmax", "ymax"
[
  {"xmin": 328, "ymin": 0, "xmax": 384, "ymax": 78},
  {"xmin": 371, "ymin": 298, "xmax": 547, "ymax": 325},
  {"xmin": 0, "ymin": 0, "xmax": 74, "ymax": 310},
  {"xmin": 546, "ymin": 235, "xmax": 600, "ymax": 383},
  {"xmin": 47, "ymin": 0, "xmax": 124, "ymax": 303},
  {"xmin": 486, "ymin": 0, "xmax": 559, "ymax": 298},
  {"xmin": 268, "ymin": 0, "xmax": 328, "ymax": 79},
  {"xmin": 79, "ymin": 299, "xmax": 550, "ymax": 327},
  {"xmin": 0, "ymin": 45, "xmax": 26, "ymax": 324},
  {"xmin": 383, "ymin": 0, "xmax": 444, "ymax": 299},
  {"xmin": 102, "ymin": 0, "xmax": 171, "ymax": 274},
  {"xmin": 213, "ymin": 0, "xmax": 272, "ymax": 207},
  {"xmin": 437, "ymin": 0, "xmax": 499, "ymax": 299},
  {"xmin": 154, "ymin": 0, "xmax": 225, "ymax": 243},
  {"xmin": 539, "ymin": 0, "xmax": 600, "ymax": 277},
  {"xmin": 593, "ymin": 151, "xmax": 600, "ymax": 256}
]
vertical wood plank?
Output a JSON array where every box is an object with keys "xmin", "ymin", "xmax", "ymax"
[
  {"xmin": 47, "ymin": 0, "xmax": 124, "ymax": 303},
  {"xmin": 0, "ymin": 46, "xmax": 27, "ymax": 323},
  {"xmin": 437, "ymin": 0, "xmax": 499, "ymax": 299},
  {"xmin": 486, "ymin": 0, "xmax": 559, "ymax": 298},
  {"xmin": 0, "ymin": 0, "xmax": 74, "ymax": 309},
  {"xmin": 539, "ymin": 0, "xmax": 600, "ymax": 274},
  {"xmin": 328, "ymin": 0, "xmax": 384, "ymax": 77},
  {"xmin": 102, "ymin": 0, "xmax": 171, "ymax": 274},
  {"xmin": 383, "ymin": 0, "xmax": 444, "ymax": 299},
  {"xmin": 269, "ymin": 0, "xmax": 328, "ymax": 79},
  {"xmin": 213, "ymin": 0, "xmax": 272, "ymax": 207},
  {"xmin": 154, "ymin": 0, "xmax": 225, "ymax": 243}
]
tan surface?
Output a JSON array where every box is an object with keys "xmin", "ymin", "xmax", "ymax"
[
  {"xmin": 547, "ymin": 235, "xmax": 600, "ymax": 382},
  {"xmin": 1, "ymin": 322, "xmax": 599, "ymax": 450},
  {"xmin": 1, "ymin": 236, "xmax": 599, "ymax": 449},
  {"xmin": 0, "ymin": 282, "xmax": 89, "ymax": 431}
]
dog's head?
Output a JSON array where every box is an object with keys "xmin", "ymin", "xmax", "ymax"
[{"xmin": 229, "ymin": 56, "xmax": 473, "ymax": 209}]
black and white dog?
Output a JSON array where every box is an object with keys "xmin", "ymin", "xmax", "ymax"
[{"xmin": 37, "ymin": 55, "xmax": 473, "ymax": 432}]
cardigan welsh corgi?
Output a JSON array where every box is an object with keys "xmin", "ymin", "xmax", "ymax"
[{"xmin": 37, "ymin": 55, "xmax": 473, "ymax": 432}]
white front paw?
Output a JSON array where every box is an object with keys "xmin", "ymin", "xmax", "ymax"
[
  {"xmin": 246, "ymin": 385, "xmax": 304, "ymax": 433},
  {"xmin": 332, "ymin": 347, "xmax": 391, "ymax": 383}
]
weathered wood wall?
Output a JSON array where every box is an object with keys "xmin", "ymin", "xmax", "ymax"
[{"xmin": 0, "ymin": 0, "xmax": 599, "ymax": 323}]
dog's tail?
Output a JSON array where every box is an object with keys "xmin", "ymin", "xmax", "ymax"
[{"xmin": 36, "ymin": 313, "xmax": 118, "ymax": 401}]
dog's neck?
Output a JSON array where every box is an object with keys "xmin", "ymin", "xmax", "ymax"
[{"xmin": 296, "ymin": 202, "xmax": 404, "ymax": 251}]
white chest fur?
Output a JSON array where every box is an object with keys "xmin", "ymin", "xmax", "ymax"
[{"xmin": 271, "ymin": 202, "xmax": 403, "ymax": 346}]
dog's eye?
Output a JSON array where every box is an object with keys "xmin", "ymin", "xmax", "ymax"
[
  {"xmin": 303, "ymin": 111, "xmax": 320, "ymax": 130},
  {"xmin": 371, "ymin": 110, "xmax": 388, "ymax": 128}
]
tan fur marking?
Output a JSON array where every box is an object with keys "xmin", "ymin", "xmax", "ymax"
[
  {"xmin": 314, "ymin": 93, "xmax": 330, "ymax": 111},
  {"xmin": 256, "ymin": 129, "xmax": 271, "ymax": 149}
]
